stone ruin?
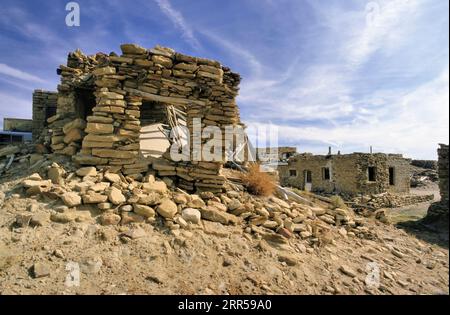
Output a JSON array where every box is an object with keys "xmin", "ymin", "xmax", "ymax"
[
  {"xmin": 425, "ymin": 143, "xmax": 449, "ymax": 223},
  {"xmin": 37, "ymin": 44, "xmax": 243, "ymax": 193},
  {"xmin": 278, "ymin": 152, "xmax": 411, "ymax": 197},
  {"xmin": 32, "ymin": 90, "xmax": 57, "ymax": 142}
]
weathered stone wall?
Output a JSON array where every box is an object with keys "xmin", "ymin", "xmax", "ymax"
[
  {"xmin": 437, "ymin": 144, "xmax": 449, "ymax": 204},
  {"xmin": 425, "ymin": 144, "xmax": 449, "ymax": 223},
  {"xmin": 47, "ymin": 44, "xmax": 242, "ymax": 192},
  {"xmin": 32, "ymin": 90, "xmax": 57, "ymax": 140},
  {"xmin": 279, "ymin": 153, "xmax": 410, "ymax": 196},
  {"xmin": 3, "ymin": 118, "xmax": 33, "ymax": 132},
  {"xmin": 257, "ymin": 146, "xmax": 297, "ymax": 162}
]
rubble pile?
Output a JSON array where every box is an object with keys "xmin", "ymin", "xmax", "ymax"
[{"xmin": 7, "ymin": 153, "xmax": 376, "ymax": 245}]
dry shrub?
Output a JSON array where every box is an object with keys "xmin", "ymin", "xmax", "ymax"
[
  {"xmin": 241, "ymin": 163, "xmax": 276, "ymax": 196},
  {"xmin": 329, "ymin": 195, "xmax": 347, "ymax": 209}
]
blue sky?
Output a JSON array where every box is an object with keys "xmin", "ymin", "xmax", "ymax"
[{"xmin": 0, "ymin": 0, "xmax": 448, "ymax": 159}]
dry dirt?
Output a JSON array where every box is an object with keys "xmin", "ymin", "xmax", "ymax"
[{"xmin": 0, "ymin": 175, "xmax": 448, "ymax": 295}]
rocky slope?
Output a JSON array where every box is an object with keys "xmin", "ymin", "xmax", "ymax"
[{"xmin": 0, "ymin": 150, "xmax": 448, "ymax": 295}]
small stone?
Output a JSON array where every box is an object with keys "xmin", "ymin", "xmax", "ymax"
[
  {"xmin": 104, "ymin": 173, "xmax": 121, "ymax": 183},
  {"xmin": 278, "ymin": 227, "xmax": 293, "ymax": 239},
  {"xmin": 107, "ymin": 187, "xmax": 126, "ymax": 205},
  {"xmin": 339, "ymin": 265, "xmax": 357, "ymax": 278},
  {"xmin": 278, "ymin": 253, "xmax": 298, "ymax": 266},
  {"xmin": 53, "ymin": 249, "xmax": 65, "ymax": 259},
  {"xmin": 122, "ymin": 227, "xmax": 146, "ymax": 239},
  {"xmin": 61, "ymin": 192, "xmax": 82, "ymax": 207},
  {"xmin": 76, "ymin": 167, "xmax": 97, "ymax": 177},
  {"xmin": 133, "ymin": 204, "xmax": 155, "ymax": 218},
  {"xmin": 80, "ymin": 256, "xmax": 103, "ymax": 274},
  {"xmin": 99, "ymin": 213, "xmax": 121, "ymax": 225},
  {"xmin": 156, "ymin": 198, "xmax": 178, "ymax": 219},
  {"xmin": 182, "ymin": 208, "xmax": 201, "ymax": 224},
  {"xmin": 120, "ymin": 205, "xmax": 133, "ymax": 212},
  {"xmin": 98, "ymin": 202, "xmax": 112, "ymax": 210},
  {"xmin": 32, "ymin": 262, "xmax": 50, "ymax": 278}
]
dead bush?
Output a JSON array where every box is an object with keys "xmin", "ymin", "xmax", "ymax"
[
  {"xmin": 241, "ymin": 163, "xmax": 276, "ymax": 197},
  {"xmin": 329, "ymin": 195, "xmax": 347, "ymax": 209}
]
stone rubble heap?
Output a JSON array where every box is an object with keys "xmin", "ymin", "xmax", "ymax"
[{"xmin": 16, "ymin": 157, "xmax": 374, "ymax": 244}]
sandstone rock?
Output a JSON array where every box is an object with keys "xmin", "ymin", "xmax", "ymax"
[
  {"xmin": 61, "ymin": 192, "xmax": 82, "ymax": 207},
  {"xmin": 207, "ymin": 200, "xmax": 227, "ymax": 212},
  {"xmin": 50, "ymin": 212, "xmax": 76, "ymax": 223},
  {"xmin": 133, "ymin": 204, "xmax": 155, "ymax": 218},
  {"xmin": 121, "ymin": 212, "xmax": 145, "ymax": 224},
  {"xmin": 156, "ymin": 198, "xmax": 178, "ymax": 219},
  {"xmin": 83, "ymin": 191, "xmax": 108, "ymax": 204},
  {"xmin": 200, "ymin": 206, "xmax": 238, "ymax": 225},
  {"xmin": 122, "ymin": 227, "xmax": 146, "ymax": 239},
  {"xmin": 120, "ymin": 205, "xmax": 133, "ymax": 212},
  {"xmin": 173, "ymin": 193, "xmax": 189, "ymax": 204},
  {"xmin": 142, "ymin": 180, "xmax": 167, "ymax": 194},
  {"xmin": 80, "ymin": 256, "xmax": 103, "ymax": 274},
  {"xmin": 99, "ymin": 213, "xmax": 121, "ymax": 225},
  {"xmin": 85, "ymin": 123, "xmax": 114, "ymax": 134},
  {"xmin": 107, "ymin": 187, "xmax": 126, "ymax": 205},
  {"xmin": 278, "ymin": 253, "xmax": 298, "ymax": 266},
  {"xmin": 182, "ymin": 208, "xmax": 201, "ymax": 224},
  {"xmin": 188, "ymin": 195, "xmax": 206, "ymax": 208},
  {"xmin": 104, "ymin": 173, "xmax": 121, "ymax": 183},
  {"xmin": 339, "ymin": 265, "xmax": 357, "ymax": 277},
  {"xmin": 32, "ymin": 262, "xmax": 51, "ymax": 278},
  {"xmin": 98, "ymin": 202, "xmax": 112, "ymax": 210},
  {"xmin": 76, "ymin": 167, "xmax": 97, "ymax": 177},
  {"xmin": 48, "ymin": 166, "xmax": 64, "ymax": 185}
]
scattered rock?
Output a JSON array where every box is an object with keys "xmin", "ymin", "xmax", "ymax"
[
  {"xmin": 156, "ymin": 198, "xmax": 178, "ymax": 219},
  {"xmin": 32, "ymin": 262, "xmax": 51, "ymax": 278},
  {"xmin": 107, "ymin": 187, "xmax": 126, "ymax": 205},
  {"xmin": 182, "ymin": 208, "xmax": 201, "ymax": 224},
  {"xmin": 61, "ymin": 192, "xmax": 82, "ymax": 207}
]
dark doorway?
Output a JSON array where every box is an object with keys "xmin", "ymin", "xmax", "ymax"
[
  {"xmin": 289, "ymin": 169, "xmax": 297, "ymax": 177},
  {"xmin": 368, "ymin": 166, "xmax": 376, "ymax": 182},
  {"xmin": 389, "ymin": 167, "xmax": 395, "ymax": 185},
  {"xmin": 74, "ymin": 88, "xmax": 96, "ymax": 120},
  {"xmin": 45, "ymin": 106, "xmax": 57, "ymax": 123},
  {"xmin": 322, "ymin": 167, "xmax": 330, "ymax": 180},
  {"xmin": 140, "ymin": 101, "xmax": 168, "ymax": 127},
  {"xmin": 305, "ymin": 170, "xmax": 312, "ymax": 183}
]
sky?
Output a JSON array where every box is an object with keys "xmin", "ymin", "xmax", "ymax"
[{"xmin": 0, "ymin": 0, "xmax": 448, "ymax": 159}]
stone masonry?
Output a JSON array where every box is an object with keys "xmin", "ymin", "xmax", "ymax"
[
  {"xmin": 32, "ymin": 90, "xmax": 58, "ymax": 141},
  {"xmin": 279, "ymin": 152, "xmax": 411, "ymax": 197},
  {"xmin": 41, "ymin": 44, "xmax": 242, "ymax": 193},
  {"xmin": 425, "ymin": 144, "xmax": 449, "ymax": 223}
]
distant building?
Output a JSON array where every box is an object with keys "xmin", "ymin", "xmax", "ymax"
[
  {"xmin": 0, "ymin": 131, "xmax": 32, "ymax": 146},
  {"xmin": 3, "ymin": 118, "xmax": 33, "ymax": 133},
  {"xmin": 278, "ymin": 152, "xmax": 411, "ymax": 196},
  {"xmin": 256, "ymin": 146, "xmax": 297, "ymax": 163}
]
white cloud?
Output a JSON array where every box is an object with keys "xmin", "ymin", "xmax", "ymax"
[
  {"xmin": 0, "ymin": 63, "xmax": 46, "ymax": 83},
  {"xmin": 154, "ymin": 0, "xmax": 201, "ymax": 49}
]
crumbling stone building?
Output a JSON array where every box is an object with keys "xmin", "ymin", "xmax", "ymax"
[
  {"xmin": 38, "ymin": 44, "xmax": 242, "ymax": 193},
  {"xmin": 279, "ymin": 152, "xmax": 411, "ymax": 196},
  {"xmin": 32, "ymin": 90, "xmax": 58, "ymax": 141},
  {"xmin": 425, "ymin": 144, "xmax": 449, "ymax": 222}
]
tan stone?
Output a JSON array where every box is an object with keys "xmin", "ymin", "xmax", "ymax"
[
  {"xmin": 107, "ymin": 187, "xmax": 126, "ymax": 205},
  {"xmin": 85, "ymin": 123, "xmax": 114, "ymax": 134},
  {"xmin": 156, "ymin": 198, "xmax": 178, "ymax": 219},
  {"xmin": 133, "ymin": 204, "xmax": 155, "ymax": 218},
  {"xmin": 61, "ymin": 192, "xmax": 82, "ymax": 207}
]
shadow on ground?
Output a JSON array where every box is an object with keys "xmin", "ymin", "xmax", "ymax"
[{"xmin": 396, "ymin": 219, "xmax": 449, "ymax": 249}]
